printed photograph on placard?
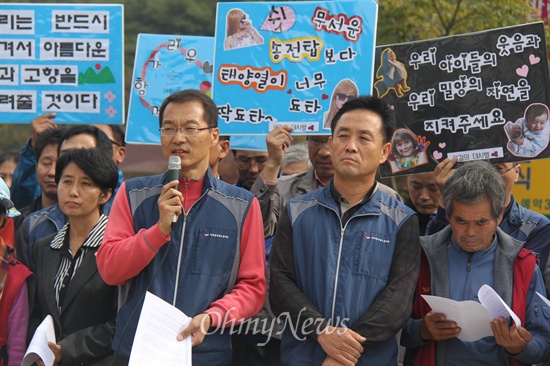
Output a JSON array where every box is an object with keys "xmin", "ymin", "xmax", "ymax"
[
  {"xmin": 213, "ymin": 0, "xmax": 378, "ymax": 136},
  {"xmin": 374, "ymin": 22, "xmax": 550, "ymax": 177}
]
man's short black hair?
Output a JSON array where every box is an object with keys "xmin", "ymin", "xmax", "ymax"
[
  {"xmin": 106, "ymin": 124, "xmax": 126, "ymax": 147},
  {"xmin": 158, "ymin": 89, "xmax": 218, "ymax": 129},
  {"xmin": 34, "ymin": 126, "xmax": 66, "ymax": 161},
  {"xmin": 58, "ymin": 125, "xmax": 113, "ymax": 157},
  {"xmin": 330, "ymin": 96, "xmax": 395, "ymax": 143}
]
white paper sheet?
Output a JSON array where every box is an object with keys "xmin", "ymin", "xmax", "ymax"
[
  {"xmin": 478, "ymin": 284, "xmax": 521, "ymax": 326},
  {"xmin": 422, "ymin": 295, "xmax": 493, "ymax": 342},
  {"xmin": 537, "ymin": 291, "xmax": 550, "ymax": 308},
  {"xmin": 421, "ymin": 284, "xmax": 521, "ymax": 342},
  {"xmin": 21, "ymin": 315, "xmax": 56, "ymax": 366},
  {"xmin": 129, "ymin": 291, "xmax": 192, "ymax": 366}
]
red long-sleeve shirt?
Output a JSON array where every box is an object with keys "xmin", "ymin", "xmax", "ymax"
[{"xmin": 97, "ymin": 178, "xmax": 266, "ymax": 327}]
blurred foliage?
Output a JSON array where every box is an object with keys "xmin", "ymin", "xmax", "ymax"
[{"xmin": 377, "ymin": 0, "xmax": 532, "ymax": 44}]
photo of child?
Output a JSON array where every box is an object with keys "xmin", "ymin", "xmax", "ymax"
[
  {"xmin": 505, "ymin": 103, "xmax": 549, "ymax": 157},
  {"xmin": 388, "ymin": 129, "xmax": 429, "ymax": 173},
  {"xmin": 224, "ymin": 8, "xmax": 264, "ymax": 50}
]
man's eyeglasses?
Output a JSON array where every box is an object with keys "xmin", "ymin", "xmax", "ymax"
[
  {"xmin": 492, "ymin": 164, "xmax": 515, "ymax": 175},
  {"xmin": 336, "ymin": 93, "xmax": 354, "ymax": 102},
  {"xmin": 109, "ymin": 138, "xmax": 122, "ymax": 147},
  {"xmin": 306, "ymin": 136, "xmax": 330, "ymax": 147},
  {"xmin": 235, "ymin": 155, "xmax": 268, "ymax": 170},
  {"xmin": 159, "ymin": 126, "xmax": 213, "ymax": 137}
]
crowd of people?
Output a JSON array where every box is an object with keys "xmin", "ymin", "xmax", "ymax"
[{"xmin": 0, "ymin": 89, "xmax": 549, "ymax": 366}]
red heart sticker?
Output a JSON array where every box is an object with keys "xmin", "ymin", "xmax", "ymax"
[
  {"xmin": 322, "ymin": 94, "xmax": 328, "ymax": 100},
  {"xmin": 287, "ymin": 89, "xmax": 292, "ymax": 94}
]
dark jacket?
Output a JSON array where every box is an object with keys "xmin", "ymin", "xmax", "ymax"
[{"xmin": 30, "ymin": 222, "xmax": 117, "ymax": 366}]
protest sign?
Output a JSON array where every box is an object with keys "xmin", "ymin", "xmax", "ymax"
[
  {"xmin": 213, "ymin": 0, "xmax": 377, "ymax": 135},
  {"xmin": 0, "ymin": 4, "xmax": 124, "ymax": 124},
  {"xmin": 375, "ymin": 22, "xmax": 550, "ymax": 177},
  {"xmin": 126, "ymin": 34, "xmax": 214, "ymax": 144},
  {"xmin": 512, "ymin": 159, "xmax": 550, "ymax": 217}
]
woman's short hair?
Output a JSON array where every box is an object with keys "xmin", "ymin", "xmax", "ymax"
[{"xmin": 55, "ymin": 148, "xmax": 118, "ymax": 195}]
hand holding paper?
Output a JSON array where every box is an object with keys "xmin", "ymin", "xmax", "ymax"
[
  {"xmin": 422, "ymin": 284, "xmax": 520, "ymax": 342},
  {"xmin": 490, "ymin": 315, "xmax": 532, "ymax": 355},
  {"xmin": 21, "ymin": 315, "xmax": 56, "ymax": 366},
  {"xmin": 129, "ymin": 292, "xmax": 192, "ymax": 366},
  {"xmin": 419, "ymin": 311, "xmax": 461, "ymax": 341}
]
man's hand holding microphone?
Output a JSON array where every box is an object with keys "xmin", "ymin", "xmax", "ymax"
[{"xmin": 158, "ymin": 156, "xmax": 183, "ymax": 236}]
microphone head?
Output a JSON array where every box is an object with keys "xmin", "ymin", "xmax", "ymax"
[{"xmin": 168, "ymin": 155, "xmax": 181, "ymax": 170}]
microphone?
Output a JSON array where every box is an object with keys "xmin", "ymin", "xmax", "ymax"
[{"xmin": 168, "ymin": 156, "xmax": 181, "ymax": 230}]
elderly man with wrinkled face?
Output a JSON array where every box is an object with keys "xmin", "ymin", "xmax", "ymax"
[{"xmin": 402, "ymin": 160, "xmax": 550, "ymax": 366}]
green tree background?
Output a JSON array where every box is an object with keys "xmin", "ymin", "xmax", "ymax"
[{"xmin": 0, "ymin": 0, "xmax": 546, "ymax": 154}]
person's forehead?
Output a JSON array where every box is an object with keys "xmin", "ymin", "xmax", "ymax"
[
  {"xmin": 407, "ymin": 173, "xmax": 436, "ymax": 185},
  {"xmin": 309, "ymin": 135, "xmax": 329, "ymax": 140},
  {"xmin": 39, "ymin": 143, "xmax": 59, "ymax": 158},
  {"xmin": 336, "ymin": 109, "xmax": 382, "ymax": 129},
  {"xmin": 61, "ymin": 133, "xmax": 96, "ymax": 150},
  {"xmin": 493, "ymin": 162, "xmax": 515, "ymax": 168},
  {"xmin": 235, "ymin": 150, "xmax": 268, "ymax": 158},
  {"xmin": 93, "ymin": 124, "xmax": 114, "ymax": 140},
  {"xmin": 163, "ymin": 101, "xmax": 204, "ymax": 117}
]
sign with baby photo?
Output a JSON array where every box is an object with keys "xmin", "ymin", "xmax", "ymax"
[
  {"xmin": 376, "ymin": 22, "xmax": 550, "ymax": 178},
  {"xmin": 213, "ymin": 0, "xmax": 378, "ymax": 135}
]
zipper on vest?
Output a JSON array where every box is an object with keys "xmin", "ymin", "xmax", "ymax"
[
  {"xmin": 173, "ymin": 178, "xmax": 189, "ymax": 306},
  {"xmin": 320, "ymin": 201, "xmax": 379, "ymax": 325},
  {"xmin": 172, "ymin": 178, "xmax": 209, "ymax": 306},
  {"xmin": 467, "ymin": 252, "xmax": 473, "ymax": 272},
  {"xmin": 331, "ymin": 225, "xmax": 346, "ymax": 324}
]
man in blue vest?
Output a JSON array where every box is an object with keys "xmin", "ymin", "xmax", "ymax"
[
  {"xmin": 97, "ymin": 89, "xmax": 266, "ymax": 365},
  {"xmin": 270, "ymin": 96, "xmax": 420, "ymax": 365}
]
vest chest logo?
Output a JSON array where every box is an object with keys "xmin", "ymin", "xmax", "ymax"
[
  {"xmin": 203, "ymin": 232, "xmax": 229, "ymax": 239},
  {"xmin": 364, "ymin": 235, "xmax": 390, "ymax": 244}
]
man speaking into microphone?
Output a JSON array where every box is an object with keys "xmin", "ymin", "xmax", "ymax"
[{"xmin": 97, "ymin": 89, "xmax": 266, "ymax": 365}]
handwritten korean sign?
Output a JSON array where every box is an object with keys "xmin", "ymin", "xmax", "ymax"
[
  {"xmin": 126, "ymin": 34, "xmax": 214, "ymax": 144},
  {"xmin": 376, "ymin": 22, "xmax": 550, "ymax": 177},
  {"xmin": 213, "ymin": 0, "xmax": 378, "ymax": 135}
]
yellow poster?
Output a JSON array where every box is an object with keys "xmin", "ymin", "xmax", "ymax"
[{"xmin": 513, "ymin": 159, "xmax": 550, "ymax": 217}]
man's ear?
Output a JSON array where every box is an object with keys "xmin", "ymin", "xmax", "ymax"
[
  {"xmin": 380, "ymin": 142, "xmax": 391, "ymax": 164},
  {"xmin": 219, "ymin": 140, "xmax": 230, "ymax": 161},
  {"xmin": 115, "ymin": 146, "xmax": 126, "ymax": 165},
  {"xmin": 211, "ymin": 128, "xmax": 220, "ymax": 147}
]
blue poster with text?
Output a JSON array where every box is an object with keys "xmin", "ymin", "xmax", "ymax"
[
  {"xmin": 126, "ymin": 34, "xmax": 214, "ymax": 144},
  {"xmin": 0, "ymin": 4, "xmax": 124, "ymax": 125},
  {"xmin": 213, "ymin": 0, "xmax": 378, "ymax": 135}
]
